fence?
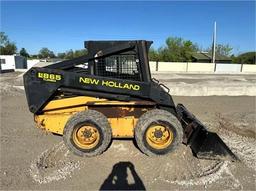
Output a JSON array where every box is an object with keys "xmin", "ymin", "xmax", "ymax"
[
  {"xmin": 149, "ymin": 61, "xmax": 256, "ymax": 73},
  {"xmin": 20, "ymin": 60, "xmax": 256, "ymax": 74}
]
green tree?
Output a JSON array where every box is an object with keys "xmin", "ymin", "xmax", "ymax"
[
  {"xmin": 60, "ymin": 49, "xmax": 87, "ymax": 59},
  {"xmin": 207, "ymin": 44, "xmax": 233, "ymax": 56},
  {"xmin": 57, "ymin": 52, "xmax": 66, "ymax": 59},
  {"xmin": 230, "ymin": 54, "xmax": 238, "ymax": 63},
  {"xmin": 165, "ymin": 37, "xmax": 183, "ymax": 61},
  {"xmin": 217, "ymin": 44, "xmax": 233, "ymax": 56},
  {"xmin": 30, "ymin": 54, "xmax": 39, "ymax": 59},
  {"xmin": 235, "ymin": 52, "xmax": 256, "ymax": 64},
  {"xmin": 0, "ymin": 32, "xmax": 8, "ymax": 45},
  {"xmin": 64, "ymin": 49, "xmax": 74, "ymax": 59},
  {"xmin": 156, "ymin": 37, "xmax": 199, "ymax": 62},
  {"xmin": 158, "ymin": 47, "xmax": 172, "ymax": 62},
  {"xmin": 149, "ymin": 48, "xmax": 159, "ymax": 61},
  {"xmin": 181, "ymin": 40, "xmax": 199, "ymax": 61},
  {"xmin": 38, "ymin": 48, "xmax": 55, "ymax": 58},
  {"xmin": 19, "ymin": 48, "xmax": 30, "ymax": 57},
  {"xmin": 73, "ymin": 49, "xmax": 87, "ymax": 58},
  {"xmin": 0, "ymin": 32, "xmax": 17, "ymax": 55}
]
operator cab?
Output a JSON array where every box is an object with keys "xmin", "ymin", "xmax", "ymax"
[{"xmin": 85, "ymin": 41, "xmax": 152, "ymax": 82}]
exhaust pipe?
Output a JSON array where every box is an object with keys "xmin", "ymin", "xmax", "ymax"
[{"xmin": 176, "ymin": 104, "xmax": 238, "ymax": 161}]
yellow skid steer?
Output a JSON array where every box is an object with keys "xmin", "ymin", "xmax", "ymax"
[{"xmin": 23, "ymin": 40, "xmax": 237, "ymax": 160}]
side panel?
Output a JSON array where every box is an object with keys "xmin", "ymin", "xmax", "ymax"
[
  {"xmin": 35, "ymin": 113, "xmax": 140, "ymax": 138},
  {"xmin": 35, "ymin": 114, "xmax": 72, "ymax": 134},
  {"xmin": 35, "ymin": 96, "xmax": 154, "ymax": 137},
  {"xmin": 90, "ymin": 106, "xmax": 150, "ymax": 138}
]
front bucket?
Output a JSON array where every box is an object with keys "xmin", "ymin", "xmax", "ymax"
[{"xmin": 176, "ymin": 104, "xmax": 238, "ymax": 161}]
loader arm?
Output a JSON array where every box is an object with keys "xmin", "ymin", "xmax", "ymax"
[
  {"xmin": 24, "ymin": 67, "xmax": 175, "ymax": 114},
  {"xmin": 24, "ymin": 40, "xmax": 175, "ymax": 114}
]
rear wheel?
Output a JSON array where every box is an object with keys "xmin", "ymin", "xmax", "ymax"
[
  {"xmin": 135, "ymin": 109, "xmax": 183, "ymax": 156},
  {"xmin": 63, "ymin": 110, "xmax": 112, "ymax": 157}
]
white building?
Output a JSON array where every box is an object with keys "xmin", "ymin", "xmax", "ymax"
[
  {"xmin": 0, "ymin": 55, "xmax": 27, "ymax": 73},
  {"xmin": 27, "ymin": 59, "xmax": 40, "ymax": 69}
]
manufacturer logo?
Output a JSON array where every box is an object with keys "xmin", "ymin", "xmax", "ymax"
[{"xmin": 79, "ymin": 77, "xmax": 140, "ymax": 91}]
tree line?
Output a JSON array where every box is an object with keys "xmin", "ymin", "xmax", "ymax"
[
  {"xmin": 1, "ymin": 32, "xmax": 255, "ymax": 64},
  {"xmin": 149, "ymin": 37, "xmax": 233, "ymax": 62},
  {"xmin": 0, "ymin": 32, "xmax": 87, "ymax": 60}
]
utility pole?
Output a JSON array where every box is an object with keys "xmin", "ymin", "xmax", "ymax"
[{"xmin": 212, "ymin": 21, "xmax": 217, "ymax": 71}]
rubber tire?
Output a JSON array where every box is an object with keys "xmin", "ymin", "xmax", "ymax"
[
  {"xmin": 63, "ymin": 110, "xmax": 112, "ymax": 157},
  {"xmin": 135, "ymin": 109, "xmax": 183, "ymax": 156}
]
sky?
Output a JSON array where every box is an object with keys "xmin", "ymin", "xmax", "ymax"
[{"xmin": 1, "ymin": 1, "xmax": 255, "ymax": 55}]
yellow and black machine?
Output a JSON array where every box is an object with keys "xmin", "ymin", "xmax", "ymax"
[{"xmin": 24, "ymin": 40, "xmax": 237, "ymax": 160}]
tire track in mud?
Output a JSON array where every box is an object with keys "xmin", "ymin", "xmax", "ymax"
[
  {"xmin": 220, "ymin": 130, "xmax": 256, "ymax": 170},
  {"xmin": 159, "ymin": 161, "xmax": 242, "ymax": 189},
  {"xmin": 157, "ymin": 123, "xmax": 255, "ymax": 188},
  {"xmin": 28, "ymin": 141, "xmax": 241, "ymax": 188},
  {"xmin": 29, "ymin": 142, "xmax": 80, "ymax": 184},
  {"xmin": 217, "ymin": 115, "xmax": 256, "ymax": 170}
]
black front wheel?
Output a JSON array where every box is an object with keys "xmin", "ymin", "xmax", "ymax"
[
  {"xmin": 63, "ymin": 110, "xmax": 112, "ymax": 157},
  {"xmin": 135, "ymin": 109, "xmax": 183, "ymax": 156}
]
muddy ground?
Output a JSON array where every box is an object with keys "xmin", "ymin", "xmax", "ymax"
[{"xmin": 0, "ymin": 72, "xmax": 255, "ymax": 190}]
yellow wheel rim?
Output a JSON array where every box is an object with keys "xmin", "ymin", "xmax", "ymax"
[
  {"xmin": 146, "ymin": 124, "xmax": 174, "ymax": 149},
  {"xmin": 72, "ymin": 125, "xmax": 100, "ymax": 150}
]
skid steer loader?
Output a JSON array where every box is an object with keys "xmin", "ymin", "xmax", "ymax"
[{"xmin": 23, "ymin": 40, "xmax": 237, "ymax": 160}]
